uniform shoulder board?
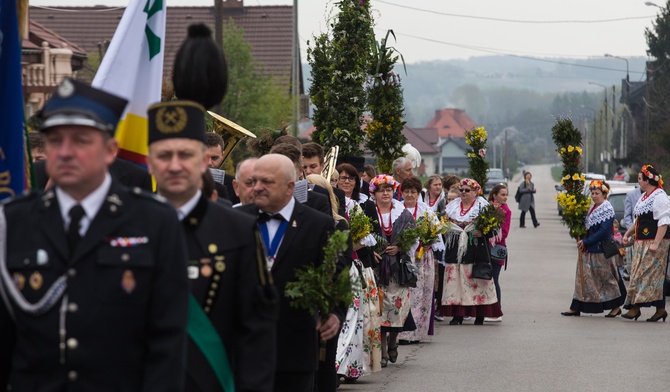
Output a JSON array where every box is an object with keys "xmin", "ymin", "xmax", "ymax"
[
  {"xmin": 1, "ymin": 190, "xmax": 38, "ymax": 207},
  {"xmin": 128, "ymin": 187, "xmax": 167, "ymax": 204}
]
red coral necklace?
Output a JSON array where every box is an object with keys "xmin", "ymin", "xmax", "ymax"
[
  {"xmin": 377, "ymin": 204, "xmax": 393, "ymax": 236},
  {"xmin": 428, "ymin": 194, "xmax": 438, "ymax": 207},
  {"xmin": 641, "ymin": 187, "xmax": 659, "ymax": 202},
  {"xmin": 404, "ymin": 202, "xmax": 418, "ymax": 219},
  {"xmin": 460, "ymin": 201, "xmax": 474, "ymax": 216}
]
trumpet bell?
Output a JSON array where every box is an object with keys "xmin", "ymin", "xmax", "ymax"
[
  {"xmin": 322, "ymin": 146, "xmax": 339, "ymax": 181},
  {"xmin": 207, "ymin": 111, "xmax": 257, "ymax": 166}
]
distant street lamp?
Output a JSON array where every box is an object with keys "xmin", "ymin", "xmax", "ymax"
[
  {"xmin": 588, "ymin": 82, "xmax": 609, "ymax": 173},
  {"xmin": 605, "ymin": 53, "xmax": 630, "ymax": 159},
  {"xmin": 581, "ymin": 105, "xmax": 596, "ymax": 173},
  {"xmin": 645, "ymin": 2, "xmax": 661, "ymax": 8}
]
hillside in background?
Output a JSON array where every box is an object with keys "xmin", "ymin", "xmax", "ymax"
[{"xmin": 303, "ymin": 55, "xmax": 647, "ymax": 169}]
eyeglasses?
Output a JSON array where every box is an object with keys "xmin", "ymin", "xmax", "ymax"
[
  {"xmin": 378, "ymin": 188, "xmax": 394, "ymax": 194},
  {"xmin": 339, "ymin": 176, "xmax": 354, "ymax": 183},
  {"xmin": 459, "ymin": 188, "xmax": 472, "ymax": 193}
]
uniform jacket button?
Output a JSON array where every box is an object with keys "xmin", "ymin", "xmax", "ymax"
[
  {"xmin": 68, "ymin": 370, "xmax": 78, "ymax": 381},
  {"xmin": 67, "ymin": 268, "xmax": 77, "ymax": 277},
  {"xmin": 67, "ymin": 338, "xmax": 78, "ymax": 349},
  {"xmin": 68, "ymin": 303, "xmax": 79, "ymax": 313}
]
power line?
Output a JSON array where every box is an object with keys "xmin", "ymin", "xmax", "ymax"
[
  {"xmin": 374, "ymin": 0, "xmax": 655, "ymax": 24},
  {"xmin": 389, "ymin": 30, "xmax": 646, "ymax": 75},
  {"xmin": 30, "ymin": 5, "xmax": 125, "ymax": 12}
]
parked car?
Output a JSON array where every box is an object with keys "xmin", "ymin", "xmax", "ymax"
[
  {"xmin": 484, "ymin": 168, "xmax": 507, "ymax": 195},
  {"xmin": 555, "ymin": 173, "xmax": 608, "ymax": 216},
  {"xmin": 606, "ymin": 186, "xmax": 636, "ymax": 234}
]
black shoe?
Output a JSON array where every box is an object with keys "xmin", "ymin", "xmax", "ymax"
[
  {"xmin": 605, "ymin": 308, "xmax": 622, "ymax": 318},
  {"xmin": 388, "ymin": 345, "xmax": 398, "ymax": 363},
  {"xmin": 646, "ymin": 310, "xmax": 668, "ymax": 322},
  {"xmin": 534, "ymin": 222, "xmax": 540, "ymax": 228},
  {"xmin": 560, "ymin": 310, "xmax": 580, "ymax": 316},
  {"xmin": 520, "ymin": 225, "xmax": 526, "ymax": 228},
  {"xmin": 474, "ymin": 317, "xmax": 484, "ymax": 325},
  {"xmin": 621, "ymin": 310, "xmax": 641, "ymax": 320},
  {"xmin": 449, "ymin": 316, "xmax": 464, "ymax": 325}
]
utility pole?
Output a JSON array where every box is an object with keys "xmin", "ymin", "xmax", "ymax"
[
  {"xmin": 214, "ymin": 0, "xmax": 224, "ymax": 114},
  {"xmin": 291, "ymin": 0, "xmax": 300, "ymax": 136}
]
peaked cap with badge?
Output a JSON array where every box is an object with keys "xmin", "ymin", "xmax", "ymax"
[
  {"xmin": 39, "ymin": 78, "xmax": 128, "ymax": 134},
  {"xmin": 148, "ymin": 100, "xmax": 206, "ymax": 144}
]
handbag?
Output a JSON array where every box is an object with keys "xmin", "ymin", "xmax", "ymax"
[
  {"xmin": 490, "ymin": 244, "xmax": 508, "ymax": 263},
  {"xmin": 600, "ymin": 239, "xmax": 620, "ymax": 259},
  {"xmin": 398, "ymin": 254, "xmax": 418, "ymax": 288},
  {"xmin": 514, "ymin": 187, "xmax": 522, "ymax": 203},
  {"xmin": 472, "ymin": 260, "xmax": 493, "ymax": 280}
]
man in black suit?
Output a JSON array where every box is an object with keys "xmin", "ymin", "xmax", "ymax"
[
  {"xmin": 0, "ymin": 79, "xmax": 189, "ymax": 391},
  {"xmin": 239, "ymin": 154, "xmax": 340, "ymax": 392},
  {"xmin": 146, "ymin": 101, "xmax": 277, "ymax": 392},
  {"xmin": 269, "ymin": 143, "xmax": 331, "ymax": 217},
  {"xmin": 205, "ymin": 132, "xmax": 236, "ymax": 204}
]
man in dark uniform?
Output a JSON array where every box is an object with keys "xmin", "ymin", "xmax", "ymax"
[
  {"xmin": 0, "ymin": 79, "xmax": 189, "ymax": 391},
  {"xmin": 146, "ymin": 100, "xmax": 277, "ymax": 392},
  {"xmin": 238, "ymin": 154, "xmax": 341, "ymax": 392}
]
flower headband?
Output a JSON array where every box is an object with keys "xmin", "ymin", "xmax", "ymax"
[
  {"xmin": 460, "ymin": 178, "xmax": 482, "ymax": 195},
  {"xmin": 641, "ymin": 164, "xmax": 664, "ymax": 187},
  {"xmin": 589, "ymin": 180, "xmax": 609, "ymax": 194},
  {"xmin": 369, "ymin": 174, "xmax": 398, "ymax": 194}
]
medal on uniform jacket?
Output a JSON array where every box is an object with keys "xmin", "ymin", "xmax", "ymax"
[
  {"xmin": 188, "ymin": 265, "xmax": 199, "ymax": 279},
  {"xmin": 29, "ymin": 272, "xmax": 43, "ymax": 290},
  {"xmin": 12, "ymin": 273, "xmax": 25, "ymax": 290},
  {"xmin": 121, "ymin": 270, "xmax": 136, "ymax": 294}
]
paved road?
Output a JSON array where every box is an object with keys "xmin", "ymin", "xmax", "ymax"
[{"xmin": 339, "ymin": 164, "xmax": 670, "ymax": 392}]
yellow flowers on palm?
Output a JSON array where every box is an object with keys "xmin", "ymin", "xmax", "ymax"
[
  {"xmin": 567, "ymin": 146, "xmax": 575, "ymax": 152},
  {"xmin": 575, "ymin": 147, "xmax": 582, "ymax": 154}
]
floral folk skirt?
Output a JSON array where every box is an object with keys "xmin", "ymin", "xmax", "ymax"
[
  {"xmin": 624, "ymin": 239, "xmax": 669, "ymax": 308},
  {"xmin": 439, "ymin": 263, "xmax": 502, "ymax": 318},
  {"xmin": 570, "ymin": 251, "xmax": 625, "ymax": 313},
  {"xmin": 379, "ymin": 280, "xmax": 411, "ymax": 329},
  {"xmin": 399, "ymin": 249, "xmax": 435, "ymax": 342}
]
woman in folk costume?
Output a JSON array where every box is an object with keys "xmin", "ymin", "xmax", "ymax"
[
  {"xmin": 422, "ymin": 174, "xmax": 447, "ymax": 216},
  {"xmin": 364, "ymin": 175, "xmax": 416, "ymax": 368},
  {"xmin": 325, "ymin": 167, "xmax": 381, "ymax": 381},
  {"xmin": 561, "ymin": 180, "xmax": 625, "ymax": 317},
  {"xmin": 621, "ymin": 165, "xmax": 670, "ymax": 322},
  {"xmin": 398, "ymin": 177, "xmax": 444, "ymax": 343},
  {"xmin": 440, "ymin": 178, "xmax": 502, "ymax": 325}
]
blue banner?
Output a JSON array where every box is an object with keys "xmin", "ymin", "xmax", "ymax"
[{"xmin": 0, "ymin": 0, "xmax": 26, "ymax": 200}]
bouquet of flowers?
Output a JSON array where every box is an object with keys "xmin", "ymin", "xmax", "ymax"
[
  {"xmin": 415, "ymin": 212, "xmax": 449, "ymax": 246},
  {"xmin": 371, "ymin": 233, "xmax": 388, "ymax": 255},
  {"xmin": 348, "ymin": 204, "xmax": 373, "ymax": 245},
  {"xmin": 285, "ymin": 230, "xmax": 355, "ymax": 318},
  {"xmin": 415, "ymin": 212, "xmax": 450, "ymax": 259},
  {"xmin": 393, "ymin": 227, "xmax": 420, "ymax": 253},
  {"xmin": 464, "ymin": 126, "xmax": 489, "ymax": 192},
  {"xmin": 474, "ymin": 204, "xmax": 504, "ymax": 236}
]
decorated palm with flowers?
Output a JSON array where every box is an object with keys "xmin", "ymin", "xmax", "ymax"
[
  {"xmin": 464, "ymin": 126, "xmax": 489, "ymax": 191},
  {"xmin": 551, "ymin": 117, "xmax": 589, "ymax": 239},
  {"xmin": 416, "ymin": 212, "xmax": 449, "ymax": 246},
  {"xmin": 474, "ymin": 204, "xmax": 504, "ymax": 236},
  {"xmin": 348, "ymin": 204, "xmax": 373, "ymax": 244},
  {"xmin": 393, "ymin": 226, "xmax": 420, "ymax": 253}
]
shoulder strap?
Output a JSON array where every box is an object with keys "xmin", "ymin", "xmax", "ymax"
[
  {"xmin": 0, "ymin": 207, "xmax": 15, "ymax": 321},
  {"xmin": 188, "ymin": 295, "xmax": 235, "ymax": 392}
]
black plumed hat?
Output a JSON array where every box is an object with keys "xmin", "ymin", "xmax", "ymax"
[{"xmin": 172, "ymin": 24, "xmax": 228, "ymax": 110}]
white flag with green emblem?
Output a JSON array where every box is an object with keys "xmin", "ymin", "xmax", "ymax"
[{"xmin": 92, "ymin": 0, "xmax": 165, "ymax": 167}]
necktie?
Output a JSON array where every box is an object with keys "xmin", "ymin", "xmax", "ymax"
[
  {"xmin": 258, "ymin": 212, "xmax": 285, "ymax": 224},
  {"xmin": 67, "ymin": 205, "xmax": 85, "ymax": 252}
]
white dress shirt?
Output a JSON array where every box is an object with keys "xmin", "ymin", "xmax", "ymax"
[{"xmin": 56, "ymin": 172, "xmax": 111, "ymax": 236}]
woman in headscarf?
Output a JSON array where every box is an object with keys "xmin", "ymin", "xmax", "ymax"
[
  {"xmin": 440, "ymin": 178, "xmax": 502, "ymax": 325},
  {"xmin": 517, "ymin": 171, "xmax": 540, "ymax": 228}
]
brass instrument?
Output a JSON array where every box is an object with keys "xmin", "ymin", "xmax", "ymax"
[
  {"xmin": 321, "ymin": 146, "xmax": 339, "ymax": 180},
  {"xmin": 207, "ymin": 111, "xmax": 257, "ymax": 166}
]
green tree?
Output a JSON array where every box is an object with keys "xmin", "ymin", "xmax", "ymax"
[
  {"xmin": 218, "ymin": 20, "xmax": 293, "ymax": 172},
  {"xmin": 365, "ymin": 31, "xmax": 407, "ymax": 174},
  {"xmin": 308, "ymin": 0, "xmax": 374, "ymax": 156},
  {"xmin": 645, "ymin": 1, "xmax": 670, "ymax": 172}
]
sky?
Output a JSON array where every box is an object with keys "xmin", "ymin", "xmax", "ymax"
[{"xmin": 31, "ymin": 0, "xmax": 662, "ymax": 74}]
